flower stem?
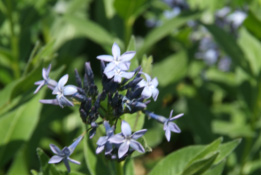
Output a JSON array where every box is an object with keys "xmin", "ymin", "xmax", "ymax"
[{"xmin": 116, "ymin": 160, "xmax": 125, "ymax": 175}]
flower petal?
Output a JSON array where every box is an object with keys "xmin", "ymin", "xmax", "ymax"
[
  {"xmin": 39, "ymin": 99, "xmax": 59, "ymax": 105},
  {"xmin": 58, "ymin": 74, "xmax": 68, "ymax": 90},
  {"xmin": 118, "ymin": 141, "xmax": 129, "ymax": 158},
  {"xmin": 130, "ymin": 140, "xmax": 145, "ymax": 153},
  {"xmin": 105, "ymin": 143, "xmax": 113, "ymax": 155},
  {"xmin": 141, "ymin": 86, "xmax": 152, "ymax": 98},
  {"xmin": 152, "ymin": 88, "xmax": 159, "ymax": 101},
  {"xmin": 96, "ymin": 145, "xmax": 105, "ymax": 154},
  {"xmin": 104, "ymin": 62, "xmax": 116, "ymax": 73},
  {"xmin": 63, "ymin": 158, "xmax": 71, "ymax": 172},
  {"xmin": 151, "ymin": 77, "xmax": 158, "ymax": 87},
  {"xmin": 68, "ymin": 157, "xmax": 81, "ymax": 165},
  {"xmin": 108, "ymin": 134, "xmax": 125, "ymax": 144},
  {"xmin": 50, "ymin": 144, "xmax": 62, "ymax": 154},
  {"xmin": 143, "ymin": 73, "xmax": 151, "ymax": 82},
  {"xmin": 165, "ymin": 128, "xmax": 171, "ymax": 142},
  {"xmin": 112, "ymin": 43, "xmax": 121, "ymax": 58},
  {"xmin": 34, "ymin": 83, "xmax": 44, "ymax": 94},
  {"xmin": 114, "ymin": 75, "xmax": 122, "ymax": 83},
  {"xmin": 48, "ymin": 155, "xmax": 63, "ymax": 164},
  {"xmin": 132, "ymin": 129, "xmax": 147, "ymax": 140},
  {"xmin": 97, "ymin": 55, "xmax": 114, "ymax": 62},
  {"xmin": 170, "ymin": 113, "xmax": 184, "ymax": 121},
  {"xmin": 105, "ymin": 70, "xmax": 115, "ymax": 79},
  {"xmin": 121, "ymin": 71, "xmax": 134, "ymax": 79},
  {"xmin": 63, "ymin": 85, "xmax": 78, "ymax": 96},
  {"xmin": 168, "ymin": 122, "xmax": 181, "ymax": 133},
  {"xmin": 68, "ymin": 135, "xmax": 83, "ymax": 154},
  {"xmin": 96, "ymin": 136, "xmax": 108, "ymax": 146},
  {"xmin": 137, "ymin": 79, "xmax": 147, "ymax": 87},
  {"xmin": 120, "ymin": 51, "xmax": 136, "ymax": 62},
  {"xmin": 121, "ymin": 120, "xmax": 132, "ymax": 137}
]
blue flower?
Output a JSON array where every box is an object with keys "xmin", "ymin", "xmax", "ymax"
[
  {"xmin": 105, "ymin": 68, "xmax": 134, "ymax": 83},
  {"xmin": 109, "ymin": 120, "xmax": 147, "ymax": 158},
  {"xmin": 163, "ymin": 110, "xmax": 183, "ymax": 142},
  {"xmin": 48, "ymin": 135, "xmax": 83, "ymax": 172},
  {"xmin": 138, "ymin": 73, "xmax": 159, "ymax": 101},
  {"xmin": 97, "ymin": 42, "xmax": 135, "ymax": 73},
  {"xmin": 52, "ymin": 74, "xmax": 78, "ymax": 108},
  {"xmin": 96, "ymin": 121, "xmax": 114, "ymax": 155},
  {"xmin": 34, "ymin": 64, "xmax": 57, "ymax": 94}
]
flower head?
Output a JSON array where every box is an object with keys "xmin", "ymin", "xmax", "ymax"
[
  {"xmin": 96, "ymin": 121, "xmax": 114, "ymax": 155},
  {"xmin": 105, "ymin": 67, "xmax": 134, "ymax": 83},
  {"xmin": 97, "ymin": 42, "xmax": 135, "ymax": 73},
  {"xmin": 48, "ymin": 135, "xmax": 83, "ymax": 172},
  {"xmin": 163, "ymin": 110, "xmax": 183, "ymax": 142},
  {"xmin": 109, "ymin": 120, "xmax": 147, "ymax": 158},
  {"xmin": 138, "ymin": 73, "xmax": 159, "ymax": 101},
  {"xmin": 34, "ymin": 64, "xmax": 57, "ymax": 94},
  {"xmin": 52, "ymin": 74, "xmax": 78, "ymax": 108}
]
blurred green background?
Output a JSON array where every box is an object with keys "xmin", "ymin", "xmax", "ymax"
[{"xmin": 0, "ymin": 0, "xmax": 260, "ymax": 174}]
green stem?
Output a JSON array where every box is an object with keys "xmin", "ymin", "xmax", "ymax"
[
  {"xmin": 116, "ymin": 160, "xmax": 125, "ymax": 175},
  {"xmin": 124, "ymin": 17, "xmax": 135, "ymax": 47}
]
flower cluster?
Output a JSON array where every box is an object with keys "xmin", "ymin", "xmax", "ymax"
[{"xmin": 34, "ymin": 43, "xmax": 183, "ymax": 172}]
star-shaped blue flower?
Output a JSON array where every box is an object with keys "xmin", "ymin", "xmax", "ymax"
[
  {"xmin": 52, "ymin": 74, "xmax": 78, "ymax": 108},
  {"xmin": 96, "ymin": 121, "xmax": 114, "ymax": 155},
  {"xmin": 105, "ymin": 67, "xmax": 134, "ymax": 83},
  {"xmin": 163, "ymin": 110, "xmax": 183, "ymax": 142},
  {"xmin": 97, "ymin": 42, "xmax": 135, "ymax": 73},
  {"xmin": 34, "ymin": 64, "xmax": 57, "ymax": 94},
  {"xmin": 138, "ymin": 73, "xmax": 159, "ymax": 101},
  {"xmin": 48, "ymin": 135, "xmax": 83, "ymax": 172},
  {"xmin": 109, "ymin": 120, "xmax": 147, "ymax": 158}
]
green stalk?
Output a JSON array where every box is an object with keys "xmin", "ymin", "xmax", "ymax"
[{"xmin": 116, "ymin": 160, "xmax": 125, "ymax": 175}]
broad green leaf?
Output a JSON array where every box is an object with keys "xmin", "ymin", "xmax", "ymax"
[
  {"xmin": 238, "ymin": 27, "xmax": 261, "ymax": 76},
  {"xmin": 141, "ymin": 55, "xmax": 153, "ymax": 75},
  {"xmin": 124, "ymin": 158, "xmax": 134, "ymax": 175},
  {"xmin": 122, "ymin": 112, "xmax": 145, "ymax": 132},
  {"xmin": 152, "ymin": 51, "xmax": 188, "ymax": 87},
  {"xmin": 202, "ymin": 161, "xmax": 225, "ymax": 175},
  {"xmin": 182, "ymin": 152, "xmax": 219, "ymax": 175},
  {"xmin": 0, "ymin": 91, "xmax": 44, "ymax": 168},
  {"xmin": 204, "ymin": 24, "xmax": 251, "ymax": 75},
  {"xmin": 137, "ymin": 11, "xmax": 201, "ymax": 58}
]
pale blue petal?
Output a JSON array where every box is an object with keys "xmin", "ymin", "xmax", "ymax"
[
  {"xmin": 114, "ymin": 75, "xmax": 122, "ymax": 83},
  {"xmin": 117, "ymin": 62, "xmax": 130, "ymax": 70},
  {"xmin": 97, "ymin": 55, "xmax": 114, "ymax": 62},
  {"xmin": 104, "ymin": 62, "xmax": 116, "ymax": 73},
  {"xmin": 58, "ymin": 74, "xmax": 68, "ymax": 90},
  {"xmin": 63, "ymin": 158, "xmax": 71, "ymax": 172},
  {"xmin": 48, "ymin": 155, "xmax": 63, "ymax": 164},
  {"xmin": 39, "ymin": 99, "xmax": 59, "ymax": 105},
  {"xmin": 143, "ymin": 73, "xmax": 151, "ymax": 82},
  {"xmin": 118, "ymin": 141, "xmax": 129, "ymax": 158},
  {"xmin": 34, "ymin": 80, "xmax": 44, "ymax": 85},
  {"xmin": 170, "ymin": 113, "xmax": 184, "ymax": 121},
  {"xmin": 68, "ymin": 135, "xmax": 83, "ymax": 154},
  {"xmin": 109, "ymin": 134, "xmax": 125, "ymax": 144},
  {"xmin": 165, "ymin": 128, "xmax": 171, "ymax": 142},
  {"xmin": 152, "ymin": 88, "xmax": 159, "ymax": 101},
  {"xmin": 169, "ymin": 110, "xmax": 174, "ymax": 118},
  {"xmin": 34, "ymin": 83, "xmax": 44, "ymax": 94},
  {"xmin": 96, "ymin": 145, "xmax": 105, "ymax": 154},
  {"xmin": 132, "ymin": 129, "xmax": 147, "ymax": 140},
  {"xmin": 168, "ymin": 122, "xmax": 181, "ymax": 133},
  {"xmin": 120, "ymin": 51, "xmax": 136, "ymax": 62},
  {"xmin": 50, "ymin": 144, "xmax": 62, "ymax": 154},
  {"xmin": 130, "ymin": 140, "xmax": 145, "ymax": 153},
  {"xmin": 105, "ymin": 143, "xmax": 113, "ymax": 155},
  {"xmin": 121, "ymin": 71, "xmax": 134, "ymax": 79},
  {"xmin": 151, "ymin": 77, "xmax": 158, "ymax": 87},
  {"xmin": 141, "ymin": 86, "xmax": 152, "ymax": 98},
  {"xmin": 137, "ymin": 79, "xmax": 147, "ymax": 87},
  {"xmin": 96, "ymin": 136, "xmax": 108, "ymax": 146},
  {"xmin": 112, "ymin": 43, "xmax": 121, "ymax": 58},
  {"xmin": 121, "ymin": 120, "xmax": 132, "ymax": 137},
  {"xmin": 63, "ymin": 85, "xmax": 78, "ymax": 96},
  {"xmin": 105, "ymin": 70, "xmax": 115, "ymax": 79},
  {"xmin": 68, "ymin": 157, "xmax": 81, "ymax": 165}
]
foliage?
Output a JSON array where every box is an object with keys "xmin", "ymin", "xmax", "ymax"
[{"xmin": 0, "ymin": 0, "xmax": 260, "ymax": 175}]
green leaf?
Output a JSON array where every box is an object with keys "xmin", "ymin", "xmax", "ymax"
[
  {"xmin": 244, "ymin": 11, "xmax": 261, "ymax": 40},
  {"xmin": 204, "ymin": 24, "xmax": 251, "ymax": 75},
  {"xmin": 127, "ymin": 35, "xmax": 139, "ymax": 71},
  {"xmin": 152, "ymin": 51, "xmax": 188, "ymax": 87},
  {"xmin": 122, "ymin": 112, "xmax": 145, "ymax": 132},
  {"xmin": 123, "ymin": 158, "xmax": 134, "ymax": 175},
  {"xmin": 137, "ymin": 11, "xmax": 201, "ymax": 58},
  {"xmin": 214, "ymin": 139, "xmax": 241, "ymax": 164},
  {"xmin": 202, "ymin": 161, "xmax": 225, "ymax": 175},
  {"xmin": 63, "ymin": 15, "xmax": 115, "ymax": 50},
  {"xmin": 238, "ymin": 27, "xmax": 261, "ymax": 76},
  {"xmin": 0, "ymin": 91, "xmax": 44, "ymax": 168},
  {"xmin": 182, "ymin": 152, "xmax": 219, "ymax": 175}
]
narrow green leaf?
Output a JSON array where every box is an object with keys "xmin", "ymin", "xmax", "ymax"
[
  {"xmin": 244, "ymin": 11, "xmax": 261, "ymax": 40},
  {"xmin": 182, "ymin": 152, "xmax": 219, "ymax": 175},
  {"xmin": 202, "ymin": 161, "xmax": 225, "ymax": 175}
]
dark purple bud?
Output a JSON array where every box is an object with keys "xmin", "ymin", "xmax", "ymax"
[{"xmin": 74, "ymin": 69, "xmax": 82, "ymax": 88}]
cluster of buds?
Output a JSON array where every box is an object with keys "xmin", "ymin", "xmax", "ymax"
[{"xmin": 34, "ymin": 43, "xmax": 183, "ymax": 172}]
